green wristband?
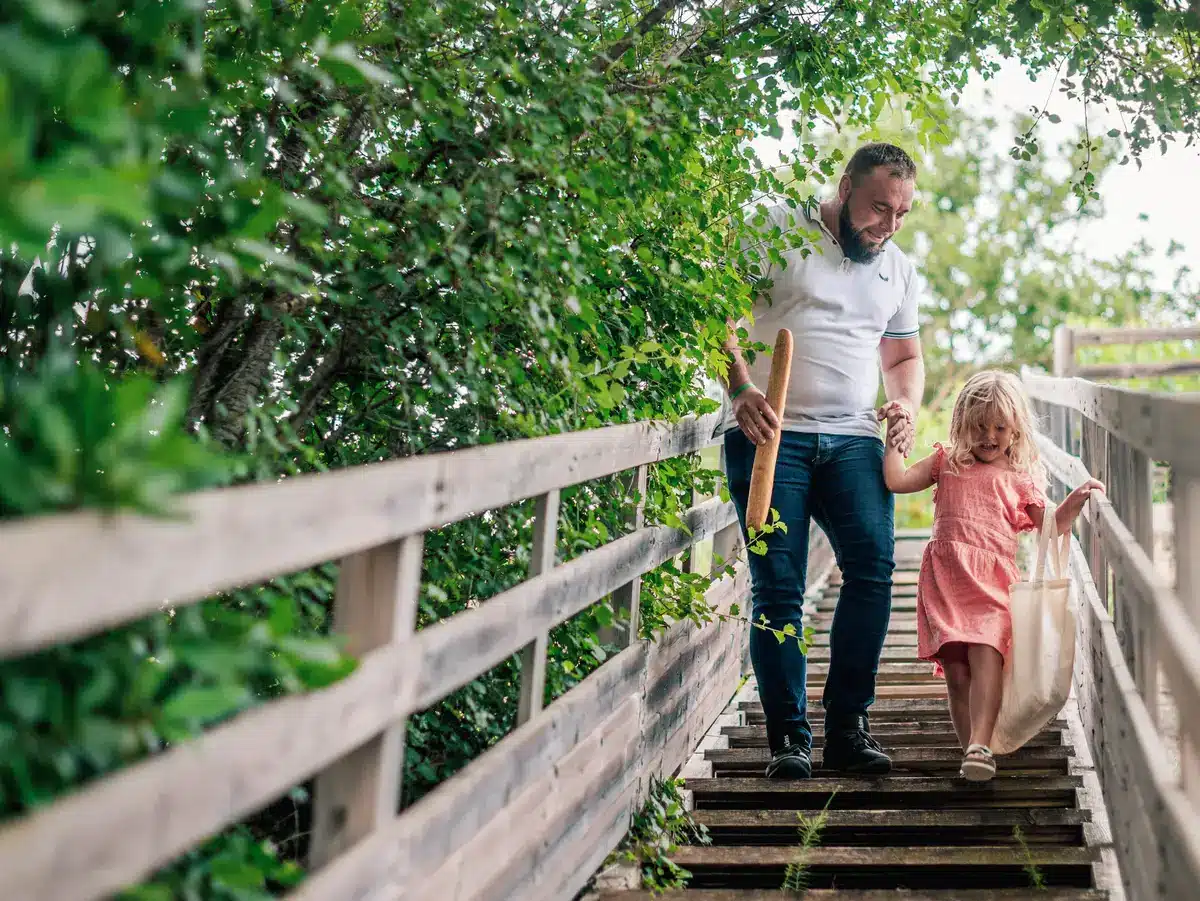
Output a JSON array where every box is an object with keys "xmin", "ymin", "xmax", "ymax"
[{"xmin": 729, "ymin": 381, "xmax": 755, "ymax": 400}]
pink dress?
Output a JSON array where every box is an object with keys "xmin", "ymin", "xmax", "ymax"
[{"xmin": 917, "ymin": 443, "xmax": 1046, "ymax": 676}]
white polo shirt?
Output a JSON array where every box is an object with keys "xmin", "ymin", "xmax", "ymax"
[{"xmin": 719, "ymin": 202, "xmax": 923, "ymax": 439}]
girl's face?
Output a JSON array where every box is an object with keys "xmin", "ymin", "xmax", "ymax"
[{"xmin": 970, "ymin": 417, "xmax": 1016, "ymax": 464}]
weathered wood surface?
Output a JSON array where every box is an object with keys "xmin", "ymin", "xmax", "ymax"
[
  {"xmin": 1030, "ymin": 403, "xmax": 1200, "ymax": 900},
  {"xmin": 309, "ymin": 535, "xmax": 424, "ymax": 867},
  {"xmin": 1070, "ymin": 325, "xmax": 1200, "ymax": 346},
  {"xmin": 600, "ymin": 890, "xmax": 1107, "ymax": 900},
  {"xmin": 1075, "ymin": 359, "xmax": 1200, "ymax": 380},
  {"xmin": 1024, "ymin": 374, "xmax": 1200, "ymax": 469},
  {"xmin": 287, "ymin": 561, "xmax": 780, "ymax": 901},
  {"xmin": 0, "ymin": 412, "xmax": 722, "ymax": 658}
]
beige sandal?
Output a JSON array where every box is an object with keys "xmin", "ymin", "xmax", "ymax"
[{"xmin": 960, "ymin": 744, "xmax": 996, "ymax": 782}]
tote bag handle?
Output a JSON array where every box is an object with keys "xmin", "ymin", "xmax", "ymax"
[{"xmin": 1033, "ymin": 500, "xmax": 1069, "ymax": 582}]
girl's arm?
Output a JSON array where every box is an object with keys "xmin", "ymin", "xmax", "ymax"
[
  {"xmin": 1027, "ymin": 478, "xmax": 1106, "ymax": 535},
  {"xmin": 883, "ymin": 442, "xmax": 936, "ymax": 494}
]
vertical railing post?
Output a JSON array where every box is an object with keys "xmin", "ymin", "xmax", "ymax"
[
  {"xmin": 712, "ymin": 445, "xmax": 743, "ymax": 569},
  {"xmin": 309, "ymin": 535, "xmax": 424, "ymax": 868},
  {"xmin": 1079, "ymin": 416, "xmax": 1110, "ymax": 615},
  {"xmin": 1172, "ymin": 471, "xmax": 1200, "ymax": 802},
  {"xmin": 517, "ymin": 489, "xmax": 560, "ymax": 725},
  {"xmin": 605, "ymin": 465, "xmax": 648, "ymax": 648},
  {"xmin": 1053, "ymin": 324, "xmax": 1076, "ymax": 377}
]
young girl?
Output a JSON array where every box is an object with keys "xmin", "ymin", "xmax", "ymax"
[{"xmin": 882, "ymin": 371, "xmax": 1103, "ymax": 781}]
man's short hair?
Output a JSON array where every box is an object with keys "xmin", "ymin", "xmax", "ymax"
[{"xmin": 845, "ymin": 142, "xmax": 917, "ymax": 183}]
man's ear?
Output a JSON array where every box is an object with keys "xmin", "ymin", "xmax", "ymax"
[{"xmin": 837, "ymin": 174, "xmax": 853, "ymax": 204}]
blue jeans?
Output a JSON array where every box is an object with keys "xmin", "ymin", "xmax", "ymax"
[{"xmin": 724, "ymin": 429, "xmax": 896, "ymax": 751}]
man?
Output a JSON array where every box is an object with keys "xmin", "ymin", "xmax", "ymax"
[{"xmin": 720, "ymin": 142, "xmax": 925, "ymax": 778}]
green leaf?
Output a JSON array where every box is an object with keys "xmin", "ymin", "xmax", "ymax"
[{"xmin": 160, "ymin": 685, "xmax": 251, "ymax": 725}]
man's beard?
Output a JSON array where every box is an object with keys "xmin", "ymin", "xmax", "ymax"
[{"xmin": 838, "ymin": 201, "xmax": 888, "ymax": 263}]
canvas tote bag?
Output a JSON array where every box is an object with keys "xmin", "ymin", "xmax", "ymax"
[{"xmin": 991, "ymin": 502, "xmax": 1078, "ymax": 756}]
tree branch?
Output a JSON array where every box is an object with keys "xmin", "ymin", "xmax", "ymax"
[{"xmin": 590, "ymin": 0, "xmax": 688, "ymax": 74}]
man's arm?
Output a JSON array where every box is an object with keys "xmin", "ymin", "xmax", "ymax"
[
  {"xmin": 723, "ymin": 318, "xmax": 779, "ymax": 446},
  {"xmin": 722, "ymin": 318, "xmax": 754, "ymax": 393},
  {"xmin": 878, "ymin": 335, "xmax": 925, "ymax": 456}
]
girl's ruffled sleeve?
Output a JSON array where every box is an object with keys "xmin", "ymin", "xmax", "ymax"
[
  {"xmin": 1015, "ymin": 473, "xmax": 1048, "ymax": 533},
  {"xmin": 931, "ymin": 442, "xmax": 946, "ymax": 483}
]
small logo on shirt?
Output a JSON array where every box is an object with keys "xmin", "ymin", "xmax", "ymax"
[{"xmin": 878, "ymin": 273, "xmax": 890, "ymax": 282}]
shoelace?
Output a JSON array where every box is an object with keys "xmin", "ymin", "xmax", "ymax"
[{"xmin": 847, "ymin": 729, "xmax": 883, "ymax": 753}]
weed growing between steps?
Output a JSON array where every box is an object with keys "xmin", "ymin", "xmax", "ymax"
[
  {"xmin": 607, "ymin": 777, "xmax": 711, "ymax": 893},
  {"xmin": 1013, "ymin": 825, "xmax": 1049, "ymax": 890},
  {"xmin": 782, "ymin": 792, "xmax": 836, "ymax": 893}
]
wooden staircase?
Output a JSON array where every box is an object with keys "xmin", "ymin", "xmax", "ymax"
[{"xmin": 598, "ymin": 531, "xmax": 1109, "ymax": 900}]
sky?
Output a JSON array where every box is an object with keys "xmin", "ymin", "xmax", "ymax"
[{"xmin": 959, "ymin": 56, "xmax": 1200, "ymax": 291}]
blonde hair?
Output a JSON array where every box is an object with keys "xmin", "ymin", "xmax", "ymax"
[{"xmin": 946, "ymin": 370, "xmax": 1045, "ymax": 487}]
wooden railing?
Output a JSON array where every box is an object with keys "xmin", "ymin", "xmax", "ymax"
[
  {"xmin": 1054, "ymin": 323, "xmax": 1200, "ymax": 380},
  {"xmin": 0, "ymin": 412, "xmax": 834, "ymax": 901},
  {"xmin": 1023, "ymin": 370, "xmax": 1200, "ymax": 900}
]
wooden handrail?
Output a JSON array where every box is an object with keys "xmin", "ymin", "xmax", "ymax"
[
  {"xmin": 1025, "ymin": 364, "xmax": 1200, "ymax": 900},
  {"xmin": 0, "ymin": 412, "xmax": 722, "ymax": 659},
  {"xmin": 1053, "ymin": 323, "xmax": 1200, "ymax": 380},
  {"xmin": 1023, "ymin": 373, "xmax": 1200, "ymax": 468},
  {"xmin": 0, "ymin": 409, "xmax": 826, "ymax": 901}
]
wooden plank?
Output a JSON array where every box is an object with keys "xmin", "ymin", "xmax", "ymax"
[
  {"xmin": 1065, "ymin": 537, "xmax": 1200, "ymax": 900},
  {"xmin": 1053, "ymin": 325, "xmax": 1076, "ymax": 376},
  {"xmin": 1035, "ymin": 433, "xmax": 1200, "ymax": 754},
  {"xmin": 1023, "ymin": 373, "xmax": 1200, "ymax": 467},
  {"xmin": 670, "ymin": 845, "xmax": 1096, "ymax": 867},
  {"xmin": 685, "ymin": 775, "xmax": 1083, "ymax": 805},
  {"xmin": 0, "ymin": 514, "xmax": 743, "ymax": 901},
  {"xmin": 607, "ymin": 465, "xmax": 648, "ymax": 647},
  {"xmin": 1075, "ymin": 359, "xmax": 1200, "ymax": 380},
  {"xmin": 1071, "ymin": 325, "xmax": 1200, "ymax": 346},
  {"xmin": 409, "ymin": 693, "xmax": 644, "ymax": 901},
  {"xmin": 0, "ymin": 643, "xmax": 421, "ymax": 901},
  {"xmin": 517, "ymin": 490, "xmax": 559, "ymax": 724},
  {"xmin": 597, "ymin": 889, "xmax": 1108, "ymax": 901},
  {"xmin": 412, "ymin": 495, "xmax": 736, "ymax": 710},
  {"xmin": 1171, "ymin": 472, "xmax": 1200, "ymax": 805},
  {"xmin": 707, "ymin": 746, "xmax": 1072, "ymax": 775},
  {"xmin": 289, "ymin": 566, "xmax": 752, "ymax": 901},
  {"xmin": 0, "ymin": 412, "xmax": 722, "ymax": 659},
  {"xmin": 692, "ymin": 808, "xmax": 1090, "ymax": 829},
  {"xmin": 719, "ymin": 726, "xmax": 1064, "ymax": 750},
  {"xmin": 309, "ymin": 535, "xmax": 423, "ymax": 868}
]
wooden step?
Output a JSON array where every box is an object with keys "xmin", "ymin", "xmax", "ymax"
[
  {"xmin": 707, "ymin": 746, "xmax": 1073, "ymax": 777},
  {"xmin": 805, "ymin": 614, "xmax": 918, "ymax": 629},
  {"xmin": 721, "ymin": 726, "xmax": 1065, "ymax": 749},
  {"xmin": 738, "ymin": 698, "xmax": 1008, "ymax": 717},
  {"xmin": 692, "ymin": 807, "xmax": 1089, "ymax": 846},
  {"xmin": 685, "ymin": 776, "xmax": 1083, "ymax": 810},
  {"xmin": 804, "ymin": 646, "xmax": 923, "ymax": 662},
  {"xmin": 668, "ymin": 845, "xmax": 1095, "ymax": 890},
  {"xmin": 806, "ymin": 662, "xmax": 939, "ymax": 682},
  {"xmin": 808, "ymin": 633, "xmax": 918, "ymax": 647},
  {"xmin": 599, "ymin": 889, "xmax": 1106, "ymax": 900},
  {"xmin": 807, "ymin": 683, "xmax": 947, "ymax": 700}
]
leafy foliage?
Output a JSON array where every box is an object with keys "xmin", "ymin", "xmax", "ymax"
[
  {"xmin": 606, "ymin": 776, "xmax": 710, "ymax": 894},
  {"xmin": 1, "ymin": 0, "xmax": 1199, "ymax": 895}
]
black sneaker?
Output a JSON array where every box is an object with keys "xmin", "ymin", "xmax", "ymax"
[
  {"xmin": 821, "ymin": 714, "xmax": 891, "ymax": 775},
  {"xmin": 765, "ymin": 734, "xmax": 812, "ymax": 780}
]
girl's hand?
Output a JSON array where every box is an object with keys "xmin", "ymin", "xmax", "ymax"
[
  {"xmin": 1058, "ymin": 478, "xmax": 1105, "ymax": 529},
  {"xmin": 1069, "ymin": 479, "xmax": 1106, "ymax": 507}
]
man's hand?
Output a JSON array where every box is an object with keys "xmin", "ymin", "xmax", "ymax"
[
  {"xmin": 877, "ymin": 400, "xmax": 916, "ymax": 457},
  {"xmin": 733, "ymin": 385, "xmax": 780, "ymax": 446}
]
